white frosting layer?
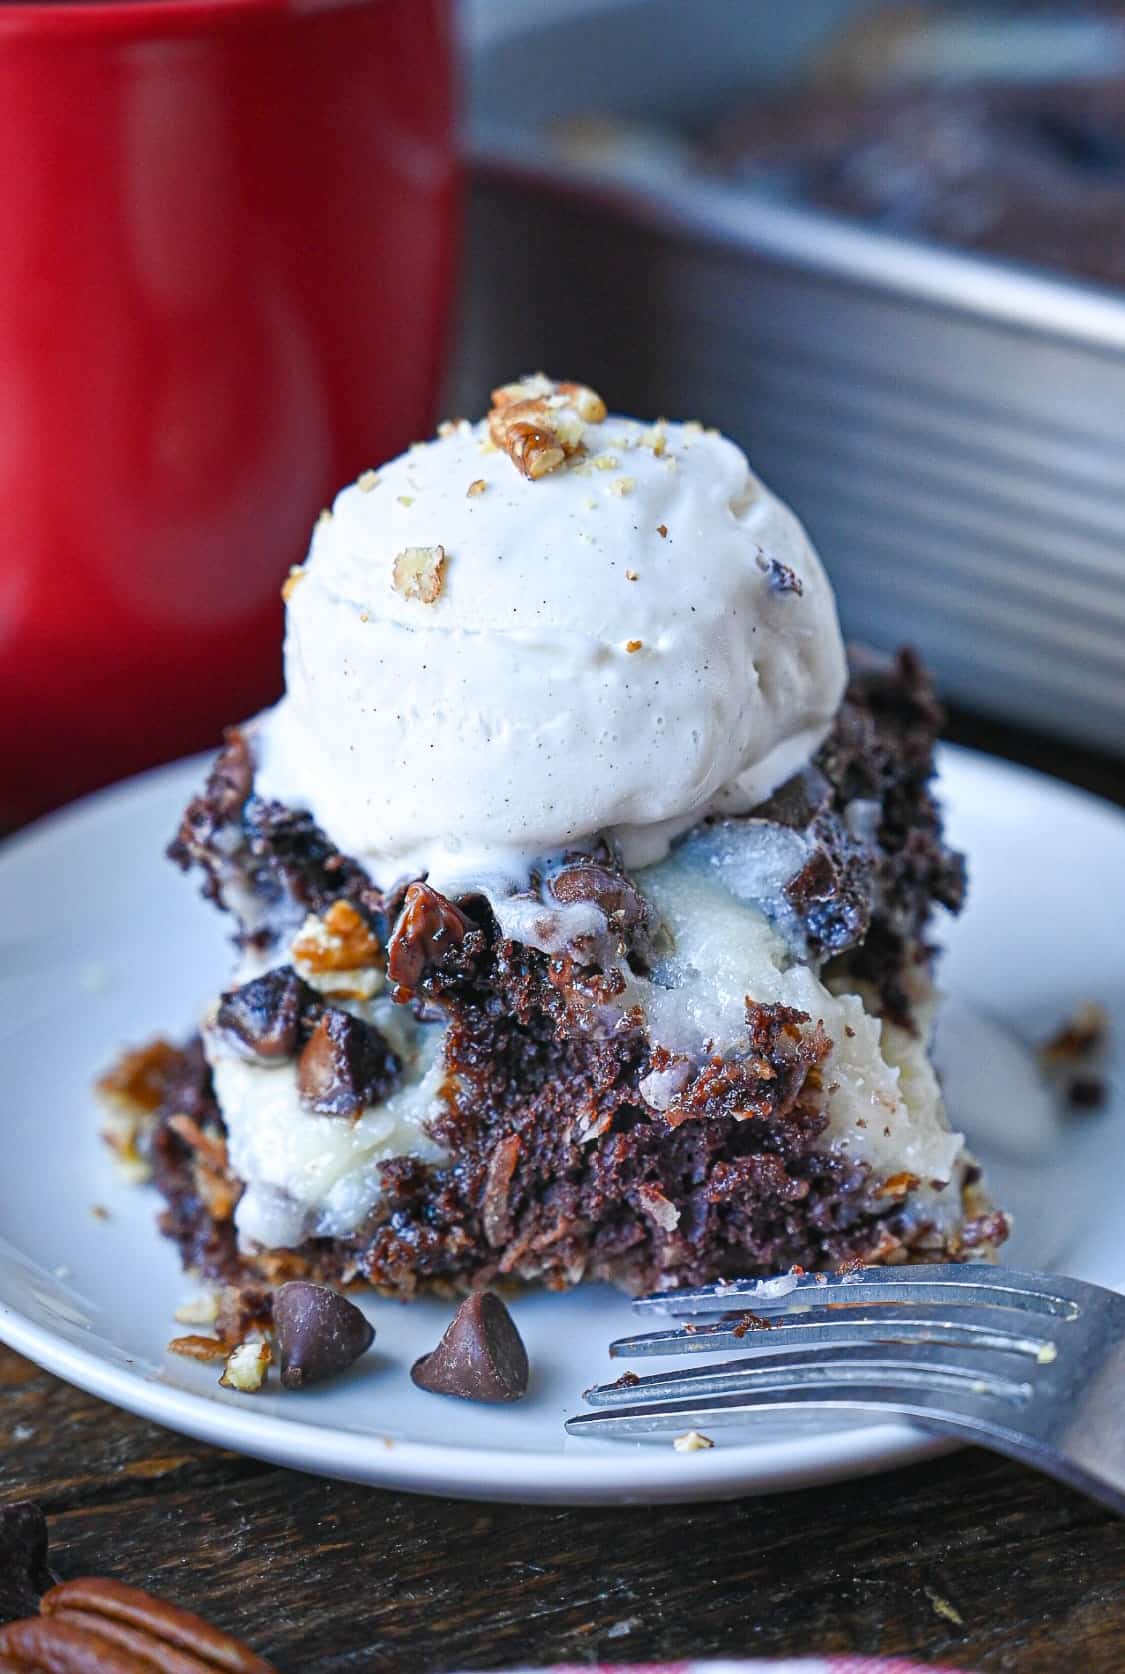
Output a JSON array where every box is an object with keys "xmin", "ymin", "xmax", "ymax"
[
  {"xmin": 629, "ymin": 852, "xmax": 966, "ymax": 1226},
  {"xmin": 205, "ymin": 845, "xmax": 965, "ymax": 1253},
  {"xmin": 255, "ymin": 411, "xmax": 846, "ymax": 888},
  {"xmin": 204, "ymin": 1000, "xmax": 449, "ymax": 1252}
]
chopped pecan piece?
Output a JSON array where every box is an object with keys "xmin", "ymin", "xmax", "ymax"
[
  {"xmin": 205, "ymin": 729, "xmax": 253, "ymax": 822},
  {"xmin": 167, "ymin": 1335, "xmax": 230, "ymax": 1363},
  {"xmin": 487, "ymin": 375, "xmax": 606, "ymax": 480},
  {"xmin": 386, "ymin": 883, "xmax": 472, "ymax": 993},
  {"xmin": 219, "ymin": 1341, "xmax": 271, "ymax": 1393},
  {"xmin": 97, "ymin": 1039, "xmax": 182, "ymax": 1184},
  {"xmin": 392, "ymin": 545, "xmax": 446, "ymax": 604},
  {"xmin": 216, "ymin": 968, "xmax": 311, "ymax": 1061},
  {"xmin": 96, "ymin": 1040, "xmax": 182, "ymax": 1117},
  {"xmin": 875, "ymin": 1171, "xmax": 920, "ymax": 1198},
  {"xmin": 481, "ymin": 1134, "xmax": 521, "ymax": 1249},
  {"xmin": 166, "ymin": 1114, "xmax": 228, "ymax": 1175},
  {"xmin": 291, "ymin": 901, "xmax": 384, "ymax": 999},
  {"xmin": 174, "ymin": 1296, "xmax": 218, "ymax": 1327},
  {"xmin": 296, "ymin": 1011, "xmax": 398, "ymax": 1117}
]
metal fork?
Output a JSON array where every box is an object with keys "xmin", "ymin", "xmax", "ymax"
[{"xmin": 565, "ymin": 1265, "xmax": 1125, "ymax": 1513}]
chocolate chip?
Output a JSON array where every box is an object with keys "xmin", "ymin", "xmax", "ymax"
[
  {"xmin": 296, "ymin": 1010, "xmax": 398, "ymax": 1116},
  {"xmin": 1067, "ymin": 1076, "xmax": 1107, "ymax": 1111},
  {"xmin": 0, "ymin": 1502, "xmax": 56, "ymax": 1626},
  {"xmin": 410, "ymin": 1292, "xmax": 529, "ymax": 1403},
  {"xmin": 387, "ymin": 883, "xmax": 472, "ymax": 991},
  {"xmin": 273, "ymin": 1282, "xmax": 375, "ymax": 1389},
  {"xmin": 759, "ymin": 555, "xmax": 803, "ymax": 595},
  {"xmin": 549, "ymin": 861, "xmax": 650, "ymax": 930},
  {"xmin": 216, "ymin": 967, "xmax": 311, "ymax": 1061}
]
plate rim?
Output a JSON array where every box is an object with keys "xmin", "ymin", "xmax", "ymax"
[{"xmin": 0, "ymin": 745, "xmax": 1119, "ymax": 1502}]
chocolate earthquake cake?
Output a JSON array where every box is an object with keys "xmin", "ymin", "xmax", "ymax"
[
  {"xmin": 707, "ymin": 6, "xmax": 1125, "ymax": 289},
  {"xmin": 101, "ymin": 376, "xmax": 1007, "ymax": 1298}
]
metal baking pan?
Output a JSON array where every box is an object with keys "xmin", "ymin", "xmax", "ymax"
[{"xmin": 452, "ymin": 0, "xmax": 1125, "ymax": 757}]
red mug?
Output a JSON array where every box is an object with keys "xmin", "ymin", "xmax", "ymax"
[{"xmin": 0, "ymin": 0, "xmax": 457, "ymax": 826}]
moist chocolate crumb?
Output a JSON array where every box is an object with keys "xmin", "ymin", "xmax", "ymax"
[
  {"xmin": 960, "ymin": 1210, "xmax": 1013, "ymax": 1249},
  {"xmin": 0, "ymin": 1503, "xmax": 56, "ymax": 1626},
  {"xmin": 144, "ymin": 648, "xmax": 986, "ymax": 1298},
  {"xmin": 411, "ymin": 1292, "xmax": 529, "ymax": 1402},
  {"xmin": 729, "ymin": 1309, "xmax": 774, "ymax": 1337},
  {"xmin": 296, "ymin": 1011, "xmax": 399, "ymax": 1117},
  {"xmin": 216, "ymin": 967, "xmax": 313, "ymax": 1062},
  {"xmin": 273, "ymin": 1282, "xmax": 375, "ymax": 1388}
]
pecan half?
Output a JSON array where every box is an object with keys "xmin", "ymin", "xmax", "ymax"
[
  {"xmin": 0, "ymin": 1615, "xmax": 152, "ymax": 1671},
  {"xmin": 487, "ymin": 375, "xmax": 607, "ymax": 480},
  {"xmin": 40, "ymin": 1577, "xmax": 276, "ymax": 1672},
  {"xmin": 386, "ymin": 883, "xmax": 472, "ymax": 993}
]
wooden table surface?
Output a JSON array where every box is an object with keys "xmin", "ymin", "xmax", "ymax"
[{"xmin": 2, "ymin": 712, "xmax": 1122, "ymax": 1674}]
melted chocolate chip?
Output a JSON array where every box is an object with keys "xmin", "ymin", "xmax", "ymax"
[
  {"xmin": 273, "ymin": 1282, "xmax": 375, "ymax": 1389},
  {"xmin": 549, "ymin": 861, "xmax": 650, "ymax": 930},
  {"xmin": 216, "ymin": 967, "xmax": 312, "ymax": 1061},
  {"xmin": 410, "ymin": 1292, "xmax": 529, "ymax": 1402},
  {"xmin": 296, "ymin": 1010, "xmax": 398, "ymax": 1117},
  {"xmin": 387, "ymin": 883, "xmax": 472, "ymax": 992},
  {"xmin": 0, "ymin": 1503, "xmax": 56, "ymax": 1626}
]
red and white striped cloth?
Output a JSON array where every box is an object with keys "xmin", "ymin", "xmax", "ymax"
[{"xmin": 478, "ymin": 1662, "xmax": 970, "ymax": 1673}]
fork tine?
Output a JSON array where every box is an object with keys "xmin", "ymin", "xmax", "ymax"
[
  {"xmin": 564, "ymin": 1377, "xmax": 1024, "ymax": 1442},
  {"xmin": 585, "ymin": 1340, "xmax": 1036, "ymax": 1407},
  {"xmin": 632, "ymin": 1265, "xmax": 1085, "ymax": 1321},
  {"xmin": 610, "ymin": 1302, "xmax": 1061, "ymax": 1361}
]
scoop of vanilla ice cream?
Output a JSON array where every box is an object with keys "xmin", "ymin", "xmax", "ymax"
[{"xmin": 255, "ymin": 401, "xmax": 847, "ymax": 887}]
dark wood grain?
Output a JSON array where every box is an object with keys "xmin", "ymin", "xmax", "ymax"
[
  {"xmin": 1, "ymin": 1344, "xmax": 1123, "ymax": 1674},
  {"xmin": 2, "ymin": 715, "xmax": 1122, "ymax": 1674}
]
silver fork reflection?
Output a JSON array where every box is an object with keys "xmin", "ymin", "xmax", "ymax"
[{"xmin": 565, "ymin": 1265, "xmax": 1125, "ymax": 1514}]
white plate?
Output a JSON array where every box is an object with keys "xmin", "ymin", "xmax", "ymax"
[{"xmin": 0, "ymin": 748, "xmax": 1121, "ymax": 1504}]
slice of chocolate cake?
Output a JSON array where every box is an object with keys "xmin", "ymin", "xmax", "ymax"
[{"xmin": 104, "ymin": 377, "xmax": 1006, "ymax": 1298}]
